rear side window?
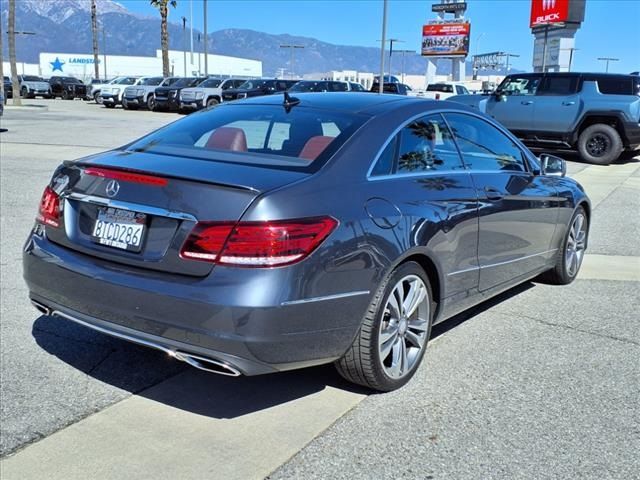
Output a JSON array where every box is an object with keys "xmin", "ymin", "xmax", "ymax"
[
  {"xmin": 126, "ymin": 105, "xmax": 366, "ymax": 171},
  {"xmin": 444, "ymin": 113, "xmax": 526, "ymax": 172},
  {"xmin": 427, "ymin": 84, "xmax": 454, "ymax": 93},
  {"xmin": 329, "ymin": 82, "xmax": 348, "ymax": 92},
  {"xmin": 597, "ymin": 78, "xmax": 633, "ymax": 95},
  {"xmin": 538, "ymin": 76, "xmax": 578, "ymax": 95}
]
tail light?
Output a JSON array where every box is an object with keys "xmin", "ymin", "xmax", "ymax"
[
  {"xmin": 180, "ymin": 217, "xmax": 338, "ymax": 267},
  {"xmin": 37, "ymin": 186, "xmax": 61, "ymax": 227},
  {"xmin": 435, "ymin": 93, "xmax": 441, "ymax": 100}
]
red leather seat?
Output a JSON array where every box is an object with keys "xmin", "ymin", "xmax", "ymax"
[
  {"xmin": 205, "ymin": 127, "xmax": 248, "ymax": 152},
  {"xmin": 299, "ymin": 136, "xmax": 334, "ymax": 161}
]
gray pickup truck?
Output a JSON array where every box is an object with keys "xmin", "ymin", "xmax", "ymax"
[{"xmin": 450, "ymin": 72, "xmax": 640, "ymax": 164}]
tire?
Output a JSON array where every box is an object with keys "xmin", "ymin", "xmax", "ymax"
[
  {"xmin": 577, "ymin": 124, "xmax": 623, "ymax": 165},
  {"xmin": 62, "ymin": 91, "xmax": 70, "ymax": 100},
  {"xmin": 122, "ymin": 98, "xmax": 129, "ymax": 110},
  {"xmin": 539, "ymin": 206, "xmax": 588, "ymax": 285},
  {"xmin": 335, "ymin": 261, "xmax": 434, "ymax": 392},
  {"xmin": 206, "ymin": 97, "xmax": 219, "ymax": 108},
  {"xmin": 104, "ymin": 103, "xmax": 115, "ymax": 109},
  {"xmin": 146, "ymin": 95, "xmax": 155, "ymax": 110},
  {"xmin": 94, "ymin": 92, "xmax": 103, "ymax": 104},
  {"xmin": 20, "ymin": 87, "xmax": 29, "ymax": 98}
]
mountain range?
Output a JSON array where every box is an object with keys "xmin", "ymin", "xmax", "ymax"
[{"xmin": 0, "ymin": 0, "xmax": 495, "ymax": 77}]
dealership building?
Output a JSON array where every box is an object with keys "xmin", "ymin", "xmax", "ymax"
[{"xmin": 3, "ymin": 49, "xmax": 262, "ymax": 82}]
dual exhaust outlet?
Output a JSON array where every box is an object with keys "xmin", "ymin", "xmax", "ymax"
[{"xmin": 30, "ymin": 299, "xmax": 242, "ymax": 377}]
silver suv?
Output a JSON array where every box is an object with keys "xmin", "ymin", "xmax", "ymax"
[
  {"xmin": 17, "ymin": 75, "xmax": 51, "ymax": 99},
  {"xmin": 450, "ymin": 73, "xmax": 640, "ymax": 164},
  {"xmin": 180, "ymin": 77, "xmax": 246, "ymax": 111},
  {"xmin": 122, "ymin": 77, "xmax": 180, "ymax": 110}
]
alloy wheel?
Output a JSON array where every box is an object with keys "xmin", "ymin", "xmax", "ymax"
[
  {"xmin": 378, "ymin": 275, "xmax": 430, "ymax": 379},
  {"xmin": 586, "ymin": 133, "xmax": 610, "ymax": 157},
  {"xmin": 565, "ymin": 213, "xmax": 587, "ymax": 277}
]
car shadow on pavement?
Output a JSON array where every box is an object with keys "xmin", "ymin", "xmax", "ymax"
[
  {"xmin": 32, "ymin": 314, "xmax": 368, "ymax": 419},
  {"xmin": 33, "ymin": 281, "xmax": 536, "ymax": 419}
]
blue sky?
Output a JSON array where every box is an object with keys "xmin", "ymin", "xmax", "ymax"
[{"xmin": 120, "ymin": 0, "xmax": 639, "ymax": 73}]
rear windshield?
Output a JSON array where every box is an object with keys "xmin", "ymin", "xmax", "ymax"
[
  {"xmin": 427, "ymin": 84, "xmax": 454, "ymax": 93},
  {"xmin": 172, "ymin": 78, "xmax": 203, "ymax": 88},
  {"xmin": 61, "ymin": 77, "xmax": 82, "ymax": 84},
  {"xmin": 162, "ymin": 77, "xmax": 180, "ymax": 86},
  {"xmin": 140, "ymin": 77, "xmax": 164, "ymax": 86},
  {"xmin": 23, "ymin": 75, "xmax": 43, "ymax": 81},
  {"xmin": 126, "ymin": 104, "xmax": 367, "ymax": 172}
]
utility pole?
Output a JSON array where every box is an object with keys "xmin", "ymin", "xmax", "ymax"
[
  {"xmin": 279, "ymin": 45, "xmax": 305, "ymax": 79},
  {"xmin": 102, "ymin": 24, "xmax": 107, "ymax": 80},
  {"xmin": 8, "ymin": 0, "xmax": 21, "ymax": 105},
  {"xmin": 203, "ymin": 0, "xmax": 208, "ymax": 75},
  {"xmin": 561, "ymin": 47, "xmax": 579, "ymax": 71},
  {"xmin": 189, "ymin": 0, "xmax": 194, "ymax": 64},
  {"xmin": 395, "ymin": 49, "xmax": 415, "ymax": 84},
  {"xmin": 597, "ymin": 57, "xmax": 619, "ymax": 73},
  {"xmin": 91, "ymin": 0, "xmax": 99, "ymax": 79},
  {"xmin": 378, "ymin": 0, "xmax": 388, "ymax": 94},
  {"xmin": 387, "ymin": 39, "xmax": 403, "ymax": 79},
  {"xmin": 182, "ymin": 16, "xmax": 187, "ymax": 77}
]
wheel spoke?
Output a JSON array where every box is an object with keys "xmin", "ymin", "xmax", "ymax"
[
  {"xmin": 407, "ymin": 317, "xmax": 429, "ymax": 332},
  {"xmin": 405, "ymin": 330, "xmax": 424, "ymax": 348},
  {"xmin": 388, "ymin": 338, "xmax": 403, "ymax": 377},
  {"xmin": 379, "ymin": 329, "xmax": 399, "ymax": 360},
  {"xmin": 379, "ymin": 323, "xmax": 398, "ymax": 344},
  {"xmin": 404, "ymin": 282, "xmax": 426, "ymax": 318},
  {"xmin": 387, "ymin": 291, "xmax": 401, "ymax": 319},
  {"xmin": 399, "ymin": 340, "xmax": 408, "ymax": 375}
]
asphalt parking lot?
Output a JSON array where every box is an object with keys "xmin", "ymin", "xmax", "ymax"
[{"xmin": 1, "ymin": 99, "xmax": 638, "ymax": 479}]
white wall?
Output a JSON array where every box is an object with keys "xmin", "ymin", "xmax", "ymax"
[
  {"xmin": 2, "ymin": 61, "xmax": 41, "ymax": 76},
  {"xmin": 38, "ymin": 50, "xmax": 262, "ymax": 83}
]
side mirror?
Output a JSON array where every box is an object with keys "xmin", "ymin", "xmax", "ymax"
[{"xmin": 540, "ymin": 153, "xmax": 566, "ymax": 177}]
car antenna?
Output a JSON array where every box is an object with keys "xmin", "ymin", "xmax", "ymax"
[{"xmin": 283, "ymin": 91, "xmax": 300, "ymax": 112}]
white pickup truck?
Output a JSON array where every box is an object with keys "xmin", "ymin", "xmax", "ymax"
[{"xmin": 418, "ymin": 82, "xmax": 470, "ymax": 100}]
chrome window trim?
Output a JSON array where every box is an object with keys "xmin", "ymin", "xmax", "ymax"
[{"xmin": 63, "ymin": 192, "xmax": 197, "ymax": 221}]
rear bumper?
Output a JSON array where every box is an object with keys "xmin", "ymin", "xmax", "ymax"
[{"xmin": 23, "ymin": 232, "xmax": 369, "ymax": 375}]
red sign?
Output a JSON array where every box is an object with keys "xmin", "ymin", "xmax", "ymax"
[
  {"xmin": 530, "ymin": 0, "xmax": 571, "ymax": 28},
  {"xmin": 421, "ymin": 23, "xmax": 470, "ymax": 57}
]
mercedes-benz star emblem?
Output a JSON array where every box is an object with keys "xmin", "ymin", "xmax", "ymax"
[{"xmin": 105, "ymin": 179, "xmax": 120, "ymax": 198}]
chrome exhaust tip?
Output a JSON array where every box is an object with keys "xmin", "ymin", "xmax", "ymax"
[
  {"xmin": 30, "ymin": 299, "xmax": 51, "ymax": 316},
  {"xmin": 174, "ymin": 351, "xmax": 242, "ymax": 377}
]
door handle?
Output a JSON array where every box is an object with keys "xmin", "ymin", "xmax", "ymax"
[
  {"xmin": 521, "ymin": 100, "xmax": 533, "ymax": 105},
  {"xmin": 562, "ymin": 101, "xmax": 576, "ymax": 106},
  {"xmin": 484, "ymin": 186, "xmax": 504, "ymax": 201}
]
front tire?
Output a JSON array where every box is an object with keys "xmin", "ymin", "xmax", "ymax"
[
  {"xmin": 335, "ymin": 261, "xmax": 433, "ymax": 392},
  {"xmin": 146, "ymin": 95, "xmax": 155, "ymax": 110},
  {"xmin": 577, "ymin": 124, "xmax": 623, "ymax": 165},
  {"xmin": 94, "ymin": 92, "xmax": 103, "ymax": 104},
  {"xmin": 539, "ymin": 206, "xmax": 588, "ymax": 285},
  {"xmin": 206, "ymin": 97, "xmax": 219, "ymax": 108}
]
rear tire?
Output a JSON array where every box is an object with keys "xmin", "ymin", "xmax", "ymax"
[
  {"xmin": 539, "ymin": 206, "xmax": 588, "ymax": 285},
  {"xmin": 335, "ymin": 261, "xmax": 433, "ymax": 392},
  {"xmin": 577, "ymin": 124, "xmax": 623, "ymax": 165}
]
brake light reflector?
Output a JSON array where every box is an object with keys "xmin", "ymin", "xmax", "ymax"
[
  {"xmin": 84, "ymin": 167, "xmax": 168, "ymax": 187},
  {"xmin": 435, "ymin": 93, "xmax": 441, "ymax": 100},
  {"xmin": 37, "ymin": 186, "xmax": 61, "ymax": 227},
  {"xmin": 180, "ymin": 217, "xmax": 338, "ymax": 267}
]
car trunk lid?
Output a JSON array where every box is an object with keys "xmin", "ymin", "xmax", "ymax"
[{"xmin": 45, "ymin": 150, "xmax": 308, "ymax": 276}]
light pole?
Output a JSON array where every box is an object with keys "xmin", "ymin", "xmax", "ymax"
[
  {"xmin": 378, "ymin": 0, "xmax": 388, "ymax": 94},
  {"xmin": 203, "ymin": 0, "xmax": 208, "ymax": 75},
  {"xmin": 101, "ymin": 24, "xmax": 107, "ymax": 80},
  {"xmin": 395, "ymin": 49, "xmax": 415, "ymax": 84},
  {"xmin": 501, "ymin": 53, "xmax": 520, "ymax": 72},
  {"xmin": 189, "ymin": 0, "xmax": 194, "ymax": 64},
  {"xmin": 279, "ymin": 45, "xmax": 304, "ymax": 79},
  {"xmin": 561, "ymin": 47, "xmax": 579, "ymax": 72},
  {"xmin": 182, "ymin": 16, "xmax": 187, "ymax": 77},
  {"xmin": 474, "ymin": 32, "xmax": 485, "ymax": 57},
  {"xmin": 597, "ymin": 57, "xmax": 619, "ymax": 73}
]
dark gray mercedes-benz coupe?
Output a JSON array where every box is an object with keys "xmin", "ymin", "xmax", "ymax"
[{"xmin": 24, "ymin": 93, "xmax": 590, "ymax": 391}]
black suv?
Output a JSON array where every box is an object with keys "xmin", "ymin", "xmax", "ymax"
[
  {"xmin": 451, "ymin": 72, "xmax": 640, "ymax": 164},
  {"xmin": 153, "ymin": 77, "xmax": 207, "ymax": 112},
  {"xmin": 222, "ymin": 79, "xmax": 298, "ymax": 101},
  {"xmin": 49, "ymin": 76, "xmax": 88, "ymax": 100},
  {"xmin": 369, "ymin": 82, "xmax": 411, "ymax": 95}
]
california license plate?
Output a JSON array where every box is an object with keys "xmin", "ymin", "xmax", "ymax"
[{"xmin": 91, "ymin": 207, "xmax": 146, "ymax": 252}]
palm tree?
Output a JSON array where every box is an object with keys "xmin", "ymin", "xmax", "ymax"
[
  {"xmin": 91, "ymin": 0, "xmax": 99, "ymax": 80},
  {"xmin": 0, "ymin": 9, "xmax": 5, "ymax": 103},
  {"xmin": 8, "ymin": 0, "xmax": 21, "ymax": 105},
  {"xmin": 150, "ymin": 0, "xmax": 177, "ymax": 77}
]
